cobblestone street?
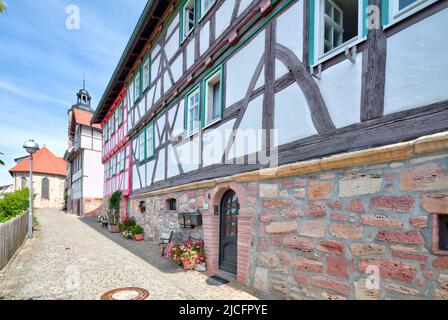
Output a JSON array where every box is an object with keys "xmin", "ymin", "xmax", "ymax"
[{"xmin": 0, "ymin": 209, "xmax": 261, "ymax": 300}]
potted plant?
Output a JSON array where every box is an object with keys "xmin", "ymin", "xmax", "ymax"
[
  {"xmin": 108, "ymin": 191, "xmax": 122, "ymax": 233},
  {"xmin": 180, "ymin": 240, "xmax": 198, "ymax": 270},
  {"xmin": 194, "ymin": 240, "xmax": 206, "ymax": 272},
  {"xmin": 131, "ymin": 225, "xmax": 145, "ymax": 241},
  {"xmin": 138, "ymin": 201, "xmax": 146, "ymax": 213}
]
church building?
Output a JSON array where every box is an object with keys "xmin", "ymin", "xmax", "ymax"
[{"xmin": 64, "ymin": 84, "xmax": 104, "ymax": 217}]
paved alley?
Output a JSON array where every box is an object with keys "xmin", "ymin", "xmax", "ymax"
[{"xmin": 0, "ymin": 209, "xmax": 260, "ymax": 300}]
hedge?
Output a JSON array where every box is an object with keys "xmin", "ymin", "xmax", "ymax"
[{"xmin": 0, "ymin": 188, "xmax": 29, "ymax": 223}]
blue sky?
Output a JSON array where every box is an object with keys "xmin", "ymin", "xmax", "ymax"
[{"xmin": 0, "ymin": 0, "xmax": 147, "ymax": 185}]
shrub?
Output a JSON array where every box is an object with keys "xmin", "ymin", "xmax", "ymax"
[{"xmin": 0, "ymin": 188, "xmax": 30, "ymax": 223}]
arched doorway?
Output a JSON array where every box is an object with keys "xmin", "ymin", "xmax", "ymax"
[{"xmin": 219, "ymin": 189, "xmax": 239, "ymax": 274}]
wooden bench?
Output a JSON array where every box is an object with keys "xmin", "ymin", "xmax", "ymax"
[{"xmin": 160, "ymin": 230, "xmax": 174, "ymax": 257}]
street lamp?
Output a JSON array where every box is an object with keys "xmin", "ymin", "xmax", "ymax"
[{"xmin": 23, "ymin": 139, "xmax": 39, "ymax": 239}]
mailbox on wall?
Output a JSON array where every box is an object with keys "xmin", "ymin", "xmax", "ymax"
[{"xmin": 178, "ymin": 212, "xmax": 202, "ymax": 229}]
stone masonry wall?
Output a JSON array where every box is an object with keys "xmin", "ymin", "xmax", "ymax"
[
  {"xmin": 131, "ymin": 191, "xmax": 204, "ymax": 242},
  {"xmin": 128, "ymin": 150, "xmax": 448, "ymax": 300},
  {"xmin": 251, "ymin": 152, "xmax": 448, "ymax": 300}
]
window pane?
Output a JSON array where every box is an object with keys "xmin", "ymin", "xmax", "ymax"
[
  {"xmin": 212, "ymin": 81, "xmax": 221, "ymax": 119},
  {"xmin": 146, "ymin": 126, "xmax": 154, "ymax": 158},
  {"xmin": 325, "ymin": 0, "xmax": 332, "ymax": 17},
  {"xmin": 399, "ymin": 0, "xmax": 419, "ymax": 10}
]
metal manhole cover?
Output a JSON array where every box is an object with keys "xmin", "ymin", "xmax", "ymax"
[
  {"xmin": 101, "ymin": 287, "xmax": 149, "ymax": 300},
  {"xmin": 206, "ymin": 275, "xmax": 230, "ymax": 286}
]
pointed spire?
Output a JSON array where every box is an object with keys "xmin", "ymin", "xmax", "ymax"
[{"xmin": 82, "ymin": 73, "xmax": 86, "ymax": 90}]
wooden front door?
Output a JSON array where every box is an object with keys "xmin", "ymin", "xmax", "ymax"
[{"xmin": 219, "ymin": 190, "xmax": 238, "ymax": 274}]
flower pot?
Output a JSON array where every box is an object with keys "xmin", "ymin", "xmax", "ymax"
[
  {"xmin": 182, "ymin": 260, "xmax": 195, "ymax": 270},
  {"xmin": 133, "ymin": 233, "xmax": 144, "ymax": 241},
  {"xmin": 108, "ymin": 224, "xmax": 120, "ymax": 233},
  {"xmin": 194, "ymin": 263, "xmax": 206, "ymax": 272}
]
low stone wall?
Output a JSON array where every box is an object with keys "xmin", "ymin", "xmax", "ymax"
[{"xmin": 0, "ymin": 212, "xmax": 29, "ymax": 271}]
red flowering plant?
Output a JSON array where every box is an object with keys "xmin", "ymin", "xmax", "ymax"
[
  {"xmin": 119, "ymin": 216, "xmax": 137, "ymax": 238},
  {"xmin": 165, "ymin": 239, "xmax": 206, "ymax": 268}
]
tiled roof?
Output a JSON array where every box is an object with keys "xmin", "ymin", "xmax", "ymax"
[
  {"xmin": 73, "ymin": 108, "xmax": 102, "ymax": 129},
  {"xmin": 9, "ymin": 147, "xmax": 67, "ymax": 176}
]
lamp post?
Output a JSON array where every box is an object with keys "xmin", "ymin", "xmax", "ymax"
[{"xmin": 23, "ymin": 139, "xmax": 39, "ymax": 239}]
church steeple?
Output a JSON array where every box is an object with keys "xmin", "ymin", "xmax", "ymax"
[{"xmin": 72, "ymin": 74, "xmax": 92, "ymax": 112}]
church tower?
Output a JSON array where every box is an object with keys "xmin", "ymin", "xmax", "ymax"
[{"xmin": 71, "ymin": 76, "xmax": 92, "ymax": 112}]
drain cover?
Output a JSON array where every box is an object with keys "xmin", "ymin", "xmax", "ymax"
[
  {"xmin": 206, "ymin": 275, "xmax": 230, "ymax": 286},
  {"xmin": 101, "ymin": 287, "xmax": 149, "ymax": 300}
]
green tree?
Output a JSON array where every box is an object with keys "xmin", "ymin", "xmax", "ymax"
[
  {"xmin": 0, "ymin": 1, "xmax": 7, "ymax": 14},
  {"xmin": 0, "ymin": 152, "xmax": 4, "ymax": 166}
]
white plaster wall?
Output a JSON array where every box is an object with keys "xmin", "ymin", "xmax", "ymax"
[
  {"xmin": 384, "ymin": 8, "xmax": 448, "ymax": 114},
  {"xmin": 276, "ymin": 0, "xmax": 304, "ymax": 61},
  {"xmin": 239, "ymin": 0, "xmax": 253, "ymax": 15},
  {"xmin": 186, "ymin": 40, "xmax": 195, "ymax": 70},
  {"xmin": 82, "ymin": 149, "xmax": 104, "ymax": 198},
  {"xmin": 274, "ymin": 84, "xmax": 317, "ymax": 146},
  {"xmin": 178, "ymin": 137, "xmax": 200, "ymax": 173},
  {"xmin": 315, "ymin": 53, "xmax": 363, "ymax": 128},
  {"xmin": 167, "ymin": 144, "xmax": 180, "ymax": 178},
  {"xmin": 200, "ymin": 22, "xmax": 210, "ymax": 56},
  {"xmin": 231, "ymin": 94, "xmax": 263, "ymax": 159},
  {"xmin": 146, "ymin": 160, "xmax": 155, "ymax": 187},
  {"xmin": 152, "ymin": 54, "xmax": 161, "ymax": 83},
  {"xmin": 226, "ymin": 31, "xmax": 265, "ymax": 107},
  {"xmin": 215, "ymin": 0, "xmax": 234, "ymax": 39},
  {"xmin": 165, "ymin": 32, "xmax": 179, "ymax": 61},
  {"xmin": 171, "ymin": 54, "xmax": 183, "ymax": 82},
  {"xmin": 154, "ymin": 148, "xmax": 166, "ymax": 182},
  {"xmin": 202, "ymin": 119, "xmax": 235, "ymax": 167}
]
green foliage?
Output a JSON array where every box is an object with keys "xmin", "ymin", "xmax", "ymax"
[
  {"xmin": 108, "ymin": 191, "xmax": 122, "ymax": 225},
  {"xmin": 0, "ymin": 151, "xmax": 4, "ymax": 166},
  {"xmin": 0, "ymin": 2, "xmax": 6, "ymax": 14},
  {"xmin": 0, "ymin": 188, "xmax": 29, "ymax": 223},
  {"xmin": 130, "ymin": 225, "xmax": 144, "ymax": 235}
]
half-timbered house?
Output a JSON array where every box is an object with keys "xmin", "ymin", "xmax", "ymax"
[{"xmin": 93, "ymin": 0, "xmax": 448, "ymax": 299}]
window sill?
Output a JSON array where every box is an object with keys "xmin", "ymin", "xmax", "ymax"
[
  {"xmin": 203, "ymin": 117, "xmax": 222, "ymax": 130},
  {"xmin": 311, "ymin": 36, "xmax": 367, "ymax": 68},
  {"xmin": 181, "ymin": 28, "xmax": 195, "ymax": 45},
  {"xmin": 383, "ymin": 0, "xmax": 439, "ymax": 30}
]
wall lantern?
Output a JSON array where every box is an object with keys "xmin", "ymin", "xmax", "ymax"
[{"xmin": 178, "ymin": 212, "xmax": 202, "ymax": 229}]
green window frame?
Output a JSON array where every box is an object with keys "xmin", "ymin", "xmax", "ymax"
[
  {"xmin": 309, "ymin": 0, "xmax": 369, "ymax": 66},
  {"xmin": 184, "ymin": 85, "xmax": 201, "ymax": 135},
  {"xmin": 119, "ymin": 149, "xmax": 125, "ymax": 172},
  {"xmin": 134, "ymin": 68, "xmax": 142, "ymax": 103},
  {"xmin": 117, "ymin": 101, "xmax": 123, "ymax": 127},
  {"xmin": 112, "ymin": 155, "xmax": 117, "ymax": 176},
  {"xmin": 103, "ymin": 122, "xmax": 108, "ymax": 142},
  {"xmin": 202, "ymin": 65, "xmax": 223, "ymax": 128},
  {"xmin": 138, "ymin": 131, "xmax": 146, "ymax": 162},
  {"xmin": 146, "ymin": 124, "xmax": 155, "ymax": 159},
  {"xmin": 142, "ymin": 54, "xmax": 151, "ymax": 93},
  {"xmin": 180, "ymin": 0, "xmax": 196, "ymax": 43}
]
